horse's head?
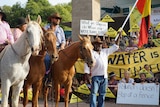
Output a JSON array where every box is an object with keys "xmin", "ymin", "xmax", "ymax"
[
  {"xmin": 79, "ymin": 35, "xmax": 95, "ymax": 67},
  {"xmin": 25, "ymin": 15, "xmax": 43, "ymax": 55},
  {"xmin": 42, "ymin": 28, "xmax": 59, "ymax": 63}
]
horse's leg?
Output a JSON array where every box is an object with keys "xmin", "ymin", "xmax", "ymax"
[
  {"xmin": 44, "ymin": 85, "xmax": 49, "ymax": 107},
  {"xmin": 1, "ymin": 80, "xmax": 11, "ymax": 107},
  {"xmin": 54, "ymin": 83, "xmax": 60, "ymax": 107},
  {"xmin": 12, "ymin": 81, "xmax": 24, "ymax": 107},
  {"xmin": 23, "ymin": 82, "xmax": 30, "ymax": 107},
  {"xmin": 9, "ymin": 86, "xmax": 13, "ymax": 107},
  {"xmin": 64, "ymin": 79, "xmax": 73, "ymax": 107},
  {"xmin": 32, "ymin": 81, "xmax": 42, "ymax": 107}
]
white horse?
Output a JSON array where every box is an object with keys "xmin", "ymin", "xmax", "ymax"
[{"xmin": 0, "ymin": 15, "xmax": 43, "ymax": 107}]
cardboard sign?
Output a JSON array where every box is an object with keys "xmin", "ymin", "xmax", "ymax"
[
  {"xmin": 116, "ymin": 83, "xmax": 159, "ymax": 105},
  {"xmin": 80, "ymin": 20, "xmax": 108, "ymax": 36}
]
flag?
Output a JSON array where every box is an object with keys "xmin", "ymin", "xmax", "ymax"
[{"xmin": 137, "ymin": 0, "xmax": 151, "ymax": 47}]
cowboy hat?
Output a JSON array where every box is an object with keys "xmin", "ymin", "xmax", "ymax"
[
  {"xmin": 48, "ymin": 13, "xmax": 62, "ymax": 22},
  {"xmin": 0, "ymin": 9, "xmax": 6, "ymax": 21},
  {"xmin": 92, "ymin": 37, "xmax": 103, "ymax": 44},
  {"xmin": 16, "ymin": 17, "xmax": 27, "ymax": 27}
]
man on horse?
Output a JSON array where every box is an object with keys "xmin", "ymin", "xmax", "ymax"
[{"xmin": 44, "ymin": 12, "xmax": 66, "ymax": 87}]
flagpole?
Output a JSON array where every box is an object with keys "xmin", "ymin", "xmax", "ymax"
[{"xmin": 115, "ymin": 0, "xmax": 139, "ymax": 41}]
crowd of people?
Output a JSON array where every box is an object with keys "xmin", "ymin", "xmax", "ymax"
[{"xmin": 1, "ymin": 8, "xmax": 160, "ymax": 107}]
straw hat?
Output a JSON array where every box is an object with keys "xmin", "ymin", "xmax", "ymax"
[
  {"xmin": 92, "ymin": 37, "xmax": 103, "ymax": 44},
  {"xmin": 48, "ymin": 13, "xmax": 62, "ymax": 22}
]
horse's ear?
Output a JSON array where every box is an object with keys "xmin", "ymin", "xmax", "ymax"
[
  {"xmin": 26, "ymin": 14, "xmax": 31, "ymax": 23},
  {"xmin": 78, "ymin": 35, "xmax": 83, "ymax": 41},
  {"xmin": 86, "ymin": 35, "xmax": 91, "ymax": 40},
  {"xmin": 41, "ymin": 27, "xmax": 46, "ymax": 34},
  {"xmin": 37, "ymin": 15, "xmax": 42, "ymax": 24}
]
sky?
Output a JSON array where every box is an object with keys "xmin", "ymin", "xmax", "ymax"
[{"xmin": 0, "ymin": 0, "xmax": 71, "ymax": 6}]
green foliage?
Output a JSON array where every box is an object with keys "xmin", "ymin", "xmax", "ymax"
[{"xmin": 1, "ymin": 1, "xmax": 72, "ymax": 30}]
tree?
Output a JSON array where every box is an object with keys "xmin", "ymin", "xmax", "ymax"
[
  {"xmin": 1, "ymin": 1, "xmax": 72, "ymax": 30},
  {"xmin": 25, "ymin": 1, "xmax": 40, "ymax": 20}
]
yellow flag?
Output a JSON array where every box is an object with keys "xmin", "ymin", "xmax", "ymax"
[
  {"xmin": 75, "ymin": 59, "xmax": 85, "ymax": 74},
  {"xmin": 118, "ymin": 28, "xmax": 127, "ymax": 36},
  {"xmin": 20, "ymin": 88, "xmax": 33, "ymax": 101},
  {"xmin": 155, "ymin": 23, "xmax": 160, "ymax": 30},
  {"xmin": 70, "ymin": 94, "xmax": 83, "ymax": 103},
  {"xmin": 106, "ymin": 27, "xmax": 117, "ymax": 37},
  {"xmin": 75, "ymin": 84, "xmax": 90, "ymax": 95},
  {"xmin": 101, "ymin": 15, "xmax": 115, "ymax": 22},
  {"xmin": 128, "ymin": 24, "xmax": 140, "ymax": 32},
  {"xmin": 106, "ymin": 88, "xmax": 116, "ymax": 98}
]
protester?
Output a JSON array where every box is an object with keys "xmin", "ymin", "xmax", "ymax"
[
  {"xmin": 135, "ymin": 73, "xmax": 150, "ymax": 83},
  {"xmin": 108, "ymin": 72, "xmax": 118, "ymax": 96},
  {"xmin": 0, "ymin": 9, "xmax": 14, "ymax": 51},
  {"xmin": 119, "ymin": 70, "xmax": 134, "ymax": 83},
  {"xmin": 12, "ymin": 17, "xmax": 27, "ymax": 41},
  {"xmin": 144, "ymin": 36, "xmax": 156, "ymax": 48},
  {"xmin": 139, "ymin": 64, "xmax": 154, "ymax": 81},
  {"xmin": 128, "ymin": 32, "xmax": 139, "ymax": 47},
  {"xmin": 44, "ymin": 12, "xmax": 66, "ymax": 87},
  {"xmin": 84, "ymin": 34, "xmax": 121, "ymax": 107}
]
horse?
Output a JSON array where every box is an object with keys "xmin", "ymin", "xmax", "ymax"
[
  {"xmin": 44, "ymin": 35, "xmax": 95, "ymax": 107},
  {"xmin": 22, "ymin": 29, "xmax": 59, "ymax": 107},
  {"xmin": 0, "ymin": 15, "xmax": 43, "ymax": 107}
]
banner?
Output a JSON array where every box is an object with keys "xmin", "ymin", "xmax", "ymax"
[
  {"xmin": 108, "ymin": 47, "xmax": 160, "ymax": 78},
  {"xmin": 70, "ymin": 94, "xmax": 83, "ymax": 103},
  {"xmin": 75, "ymin": 47, "xmax": 160, "ymax": 78},
  {"xmin": 116, "ymin": 83, "xmax": 159, "ymax": 105},
  {"xmin": 80, "ymin": 20, "xmax": 108, "ymax": 36}
]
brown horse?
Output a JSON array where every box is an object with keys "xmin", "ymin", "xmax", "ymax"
[
  {"xmin": 44, "ymin": 35, "xmax": 94, "ymax": 107},
  {"xmin": 22, "ymin": 29, "xmax": 59, "ymax": 107}
]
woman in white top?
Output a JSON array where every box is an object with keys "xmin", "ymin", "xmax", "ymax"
[{"xmin": 119, "ymin": 70, "xmax": 134, "ymax": 83}]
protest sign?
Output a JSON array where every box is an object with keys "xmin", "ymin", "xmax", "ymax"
[
  {"xmin": 117, "ymin": 83, "xmax": 159, "ymax": 105},
  {"xmin": 80, "ymin": 20, "xmax": 108, "ymax": 36}
]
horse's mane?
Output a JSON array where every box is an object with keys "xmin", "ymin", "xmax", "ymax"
[{"xmin": 64, "ymin": 41, "xmax": 80, "ymax": 49}]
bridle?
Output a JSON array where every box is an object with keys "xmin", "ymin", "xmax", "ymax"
[{"xmin": 43, "ymin": 31, "xmax": 56, "ymax": 53}]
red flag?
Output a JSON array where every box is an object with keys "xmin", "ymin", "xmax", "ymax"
[{"xmin": 137, "ymin": 0, "xmax": 151, "ymax": 47}]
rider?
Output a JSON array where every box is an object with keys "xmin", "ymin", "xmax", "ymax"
[
  {"xmin": 12, "ymin": 17, "xmax": 27, "ymax": 41},
  {"xmin": 44, "ymin": 12, "xmax": 66, "ymax": 87},
  {"xmin": 0, "ymin": 9, "xmax": 14, "ymax": 51}
]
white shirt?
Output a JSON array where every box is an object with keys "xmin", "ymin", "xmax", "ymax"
[
  {"xmin": 119, "ymin": 78, "xmax": 134, "ymax": 83},
  {"xmin": 84, "ymin": 44, "xmax": 119, "ymax": 78}
]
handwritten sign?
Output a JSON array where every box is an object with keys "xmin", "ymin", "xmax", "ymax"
[
  {"xmin": 116, "ymin": 83, "xmax": 159, "ymax": 105},
  {"xmin": 80, "ymin": 20, "xmax": 108, "ymax": 36}
]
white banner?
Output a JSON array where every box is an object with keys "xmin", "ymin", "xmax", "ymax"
[
  {"xmin": 116, "ymin": 83, "xmax": 159, "ymax": 105},
  {"xmin": 151, "ymin": 15, "xmax": 160, "ymax": 26},
  {"xmin": 80, "ymin": 20, "xmax": 108, "ymax": 36}
]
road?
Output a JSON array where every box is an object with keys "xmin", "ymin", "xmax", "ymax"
[{"xmin": 17, "ymin": 99, "xmax": 160, "ymax": 107}]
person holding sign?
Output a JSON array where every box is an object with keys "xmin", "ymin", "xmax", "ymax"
[
  {"xmin": 135, "ymin": 73, "xmax": 150, "ymax": 83},
  {"xmin": 119, "ymin": 70, "xmax": 134, "ymax": 83},
  {"xmin": 139, "ymin": 64, "xmax": 154, "ymax": 81},
  {"xmin": 108, "ymin": 72, "xmax": 118, "ymax": 96},
  {"xmin": 84, "ymin": 35, "xmax": 121, "ymax": 107}
]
